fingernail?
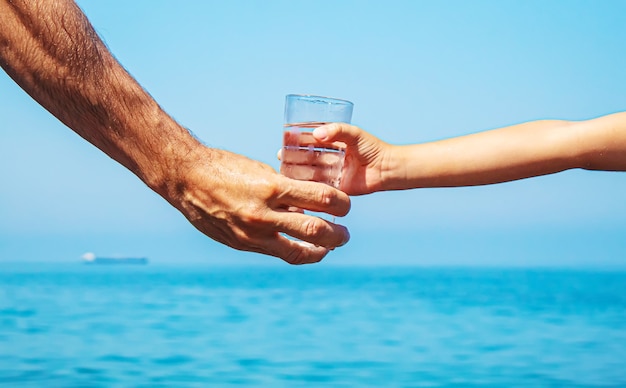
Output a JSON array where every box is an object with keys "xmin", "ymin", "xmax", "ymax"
[{"xmin": 313, "ymin": 126, "xmax": 328, "ymax": 141}]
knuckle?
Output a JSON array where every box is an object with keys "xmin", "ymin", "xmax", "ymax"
[
  {"xmin": 265, "ymin": 182, "xmax": 281, "ymax": 200},
  {"xmin": 283, "ymin": 248, "xmax": 323, "ymax": 265},
  {"xmin": 302, "ymin": 218, "xmax": 327, "ymax": 239},
  {"xmin": 235, "ymin": 197, "xmax": 272, "ymax": 227},
  {"xmin": 240, "ymin": 205, "xmax": 266, "ymax": 225},
  {"xmin": 284, "ymin": 248, "xmax": 306, "ymax": 265},
  {"xmin": 317, "ymin": 186, "xmax": 337, "ymax": 206},
  {"xmin": 316, "ymin": 186, "xmax": 350, "ymax": 216},
  {"xmin": 249, "ymin": 175, "xmax": 280, "ymax": 201}
]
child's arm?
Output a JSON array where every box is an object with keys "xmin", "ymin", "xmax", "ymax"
[{"xmin": 314, "ymin": 112, "xmax": 626, "ymax": 195}]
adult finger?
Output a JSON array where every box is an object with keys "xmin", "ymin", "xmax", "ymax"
[
  {"xmin": 277, "ymin": 178, "xmax": 351, "ymax": 217},
  {"xmin": 267, "ymin": 235, "xmax": 331, "ymax": 265},
  {"xmin": 273, "ymin": 210, "xmax": 350, "ymax": 249}
]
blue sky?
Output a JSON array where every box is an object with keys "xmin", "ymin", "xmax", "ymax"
[{"xmin": 1, "ymin": 0, "xmax": 625, "ymax": 266}]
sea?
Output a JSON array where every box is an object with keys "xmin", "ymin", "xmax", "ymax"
[{"xmin": 1, "ymin": 262, "xmax": 625, "ymax": 387}]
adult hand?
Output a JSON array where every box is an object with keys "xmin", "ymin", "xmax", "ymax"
[
  {"xmin": 161, "ymin": 146, "xmax": 351, "ymax": 264},
  {"xmin": 0, "ymin": 0, "xmax": 349, "ymax": 265}
]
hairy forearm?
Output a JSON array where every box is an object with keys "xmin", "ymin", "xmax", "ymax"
[
  {"xmin": 0, "ymin": 0, "xmax": 353, "ymax": 262},
  {"xmin": 385, "ymin": 112, "xmax": 626, "ymax": 189},
  {"xmin": 0, "ymin": 0, "xmax": 202, "ymax": 194}
]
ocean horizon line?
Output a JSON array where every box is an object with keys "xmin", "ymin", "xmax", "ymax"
[{"xmin": 1, "ymin": 259, "xmax": 626, "ymax": 272}]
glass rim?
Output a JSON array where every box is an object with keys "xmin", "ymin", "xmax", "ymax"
[{"xmin": 286, "ymin": 94, "xmax": 353, "ymax": 107}]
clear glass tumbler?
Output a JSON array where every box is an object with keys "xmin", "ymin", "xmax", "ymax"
[
  {"xmin": 281, "ymin": 94, "xmax": 353, "ymax": 189},
  {"xmin": 280, "ymin": 94, "xmax": 354, "ymax": 226}
]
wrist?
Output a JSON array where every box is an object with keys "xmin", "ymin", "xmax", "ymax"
[
  {"xmin": 139, "ymin": 119, "xmax": 207, "ymax": 202},
  {"xmin": 379, "ymin": 144, "xmax": 413, "ymax": 191},
  {"xmin": 573, "ymin": 112, "xmax": 626, "ymax": 171}
]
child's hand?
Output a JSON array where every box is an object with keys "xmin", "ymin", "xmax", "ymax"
[{"xmin": 313, "ymin": 123, "xmax": 392, "ymax": 195}]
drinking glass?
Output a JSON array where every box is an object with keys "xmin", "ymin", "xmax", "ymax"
[{"xmin": 280, "ymin": 94, "xmax": 353, "ymax": 223}]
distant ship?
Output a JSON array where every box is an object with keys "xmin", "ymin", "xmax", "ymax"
[{"xmin": 81, "ymin": 252, "xmax": 148, "ymax": 265}]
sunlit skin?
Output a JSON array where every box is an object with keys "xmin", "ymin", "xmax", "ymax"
[
  {"xmin": 0, "ymin": 0, "xmax": 351, "ymax": 264},
  {"xmin": 294, "ymin": 113, "xmax": 626, "ymax": 195}
]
